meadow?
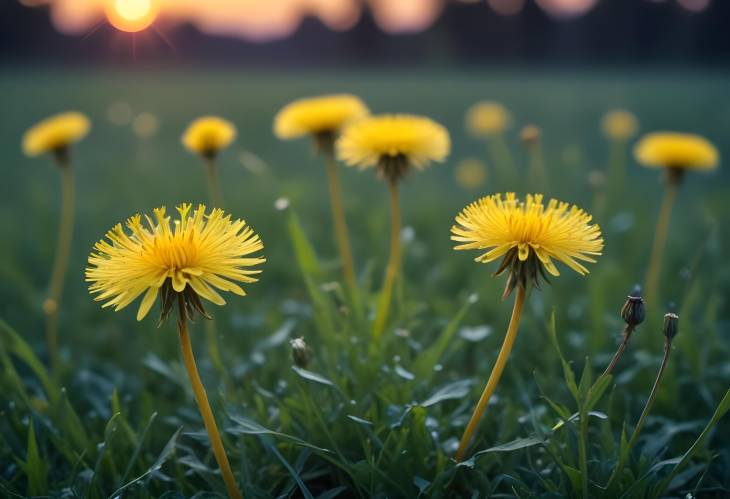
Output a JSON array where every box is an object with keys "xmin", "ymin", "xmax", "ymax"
[{"xmin": 1, "ymin": 68, "xmax": 729, "ymax": 498}]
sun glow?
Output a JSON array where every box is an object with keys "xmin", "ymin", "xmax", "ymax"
[{"xmin": 106, "ymin": 0, "xmax": 158, "ymax": 32}]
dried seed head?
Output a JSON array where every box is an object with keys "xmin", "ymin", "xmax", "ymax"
[
  {"xmin": 520, "ymin": 125, "xmax": 541, "ymax": 146},
  {"xmin": 290, "ymin": 337, "xmax": 312, "ymax": 368},
  {"xmin": 663, "ymin": 312, "xmax": 679, "ymax": 341},
  {"xmin": 620, "ymin": 286, "xmax": 645, "ymax": 327}
]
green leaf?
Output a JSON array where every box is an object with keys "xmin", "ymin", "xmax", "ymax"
[
  {"xmin": 652, "ymin": 388, "xmax": 730, "ymax": 499},
  {"xmin": 118, "ymin": 412, "xmax": 158, "ymax": 489},
  {"xmin": 0, "ymin": 319, "xmax": 58, "ymax": 405},
  {"xmin": 577, "ymin": 357, "xmax": 592, "ymax": 402},
  {"xmin": 260, "ymin": 439, "xmax": 315, "ymax": 499},
  {"xmin": 585, "ymin": 374, "xmax": 612, "ymax": 413},
  {"xmin": 412, "ymin": 293, "xmax": 477, "ymax": 381},
  {"xmin": 420, "ymin": 379, "xmax": 473, "ymax": 408},
  {"xmin": 228, "ymin": 414, "xmax": 333, "ymax": 455},
  {"xmin": 458, "ymin": 436, "xmax": 545, "ymax": 468},
  {"xmin": 287, "ymin": 210, "xmax": 337, "ymax": 341},
  {"xmin": 292, "ymin": 366, "xmax": 334, "ymax": 387},
  {"xmin": 547, "ymin": 311, "xmax": 578, "ymax": 401},
  {"xmin": 109, "ymin": 426, "xmax": 183, "ymax": 498},
  {"xmin": 25, "ymin": 420, "xmax": 47, "ymax": 496}
]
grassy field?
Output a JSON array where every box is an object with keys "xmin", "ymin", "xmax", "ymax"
[{"xmin": 1, "ymin": 68, "xmax": 729, "ymax": 497}]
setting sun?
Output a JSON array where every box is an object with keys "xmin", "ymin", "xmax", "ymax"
[{"xmin": 106, "ymin": 0, "xmax": 158, "ymax": 32}]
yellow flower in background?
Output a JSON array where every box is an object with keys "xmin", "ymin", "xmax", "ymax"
[
  {"xmin": 452, "ymin": 193, "xmax": 603, "ymax": 293},
  {"xmin": 86, "ymin": 203, "xmax": 264, "ymax": 321},
  {"xmin": 455, "ymin": 158, "xmax": 487, "ymax": 190},
  {"xmin": 182, "ymin": 116, "xmax": 237, "ymax": 157},
  {"xmin": 634, "ymin": 132, "xmax": 718, "ymax": 171},
  {"xmin": 274, "ymin": 94, "xmax": 369, "ymax": 140},
  {"xmin": 336, "ymin": 113, "xmax": 450, "ymax": 176},
  {"xmin": 602, "ymin": 109, "xmax": 638, "ymax": 142},
  {"xmin": 465, "ymin": 101, "xmax": 511, "ymax": 137},
  {"xmin": 22, "ymin": 111, "xmax": 90, "ymax": 157}
]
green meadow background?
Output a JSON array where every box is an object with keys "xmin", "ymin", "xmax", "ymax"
[{"xmin": 1, "ymin": 68, "xmax": 729, "ymax": 497}]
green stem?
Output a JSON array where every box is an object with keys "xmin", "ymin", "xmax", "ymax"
[
  {"xmin": 177, "ymin": 297, "xmax": 243, "ymax": 499},
  {"xmin": 324, "ymin": 153, "xmax": 361, "ymax": 316},
  {"xmin": 578, "ymin": 406, "xmax": 589, "ymax": 498},
  {"xmin": 604, "ymin": 338, "xmax": 673, "ymax": 493},
  {"xmin": 601, "ymin": 324, "xmax": 634, "ymax": 378},
  {"xmin": 205, "ymin": 156, "xmax": 224, "ymax": 208},
  {"xmin": 45, "ymin": 153, "xmax": 75, "ymax": 373},
  {"xmin": 645, "ymin": 181, "xmax": 677, "ymax": 308},
  {"xmin": 490, "ymin": 134, "xmax": 518, "ymax": 189},
  {"xmin": 454, "ymin": 285, "xmax": 526, "ymax": 461},
  {"xmin": 527, "ymin": 143, "xmax": 548, "ymax": 193},
  {"xmin": 372, "ymin": 178, "xmax": 401, "ymax": 341}
]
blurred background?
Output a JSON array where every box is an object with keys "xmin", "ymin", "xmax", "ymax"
[{"xmin": 0, "ymin": 0, "xmax": 728, "ymax": 362}]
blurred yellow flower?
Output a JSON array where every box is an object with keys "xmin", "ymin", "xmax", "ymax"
[
  {"xmin": 336, "ymin": 114, "xmax": 450, "ymax": 177},
  {"xmin": 634, "ymin": 132, "xmax": 718, "ymax": 171},
  {"xmin": 452, "ymin": 193, "xmax": 603, "ymax": 294},
  {"xmin": 22, "ymin": 111, "xmax": 90, "ymax": 157},
  {"xmin": 182, "ymin": 116, "xmax": 237, "ymax": 157},
  {"xmin": 274, "ymin": 94, "xmax": 369, "ymax": 140},
  {"xmin": 86, "ymin": 203, "xmax": 264, "ymax": 322},
  {"xmin": 601, "ymin": 109, "xmax": 638, "ymax": 141},
  {"xmin": 465, "ymin": 101, "xmax": 511, "ymax": 137},
  {"xmin": 455, "ymin": 158, "xmax": 487, "ymax": 190}
]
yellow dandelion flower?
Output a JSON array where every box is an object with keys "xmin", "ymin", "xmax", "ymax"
[
  {"xmin": 22, "ymin": 111, "xmax": 90, "ymax": 157},
  {"xmin": 86, "ymin": 203, "xmax": 264, "ymax": 322},
  {"xmin": 182, "ymin": 116, "xmax": 237, "ymax": 157},
  {"xmin": 465, "ymin": 101, "xmax": 511, "ymax": 137},
  {"xmin": 634, "ymin": 132, "xmax": 718, "ymax": 171},
  {"xmin": 452, "ymin": 193, "xmax": 603, "ymax": 294},
  {"xmin": 455, "ymin": 158, "xmax": 487, "ymax": 190},
  {"xmin": 451, "ymin": 193, "xmax": 603, "ymax": 462},
  {"xmin": 336, "ymin": 114, "xmax": 450, "ymax": 179},
  {"xmin": 274, "ymin": 94, "xmax": 369, "ymax": 143},
  {"xmin": 601, "ymin": 109, "xmax": 638, "ymax": 142}
]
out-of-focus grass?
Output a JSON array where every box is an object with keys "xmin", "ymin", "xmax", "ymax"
[{"xmin": 0, "ymin": 68, "xmax": 729, "ymax": 497}]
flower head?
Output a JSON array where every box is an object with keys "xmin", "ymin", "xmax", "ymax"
[
  {"xmin": 274, "ymin": 94, "xmax": 369, "ymax": 143},
  {"xmin": 634, "ymin": 132, "xmax": 718, "ymax": 171},
  {"xmin": 601, "ymin": 109, "xmax": 638, "ymax": 141},
  {"xmin": 86, "ymin": 203, "xmax": 264, "ymax": 322},
  {"xmin": 451, "ymin": 193, "xmax": 603, "ymax": 296},
  {"xmin": 182, "ymin": 116, "xmax": 237, "ymax": 158},
  {"xmin": 22, "ymin": 111, "xmax": 91, "ymax": 157},
  {"xmin": 336, "ymin": 114, "xmax": 450, "ymax": 181},
  {"xmin": 465, "ymin": 101, "xmax": 510, "ymax": 137}
]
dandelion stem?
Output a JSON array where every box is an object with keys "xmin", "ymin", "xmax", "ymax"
[
  {"xmin": 604, "ymin": 337, "xmax": 673, "ymax": 492},
  {"xmin": 455, "ymin": 285, "xmax": 526, "ymax": 461},
  {"xmin": 205, "ymin": 156, "xmax": 224, "ymax": 208},
  {"xmin": 177, "ymin": 297, "xmax": 243, "ymax": 499},
  {"xmin": 601, "ymin": 324, "xmax": 634, "ymax": 378},
  {"xmin": 645, "ymin": 181, "xmax": 677, "ymax": 306},
  {"xmin": 578, "ymin": 404, "xmax": 589, "ymax": 499},
  {"xmin": 372, "ymin": 178, "xmax": 401, "ymax": 341},
  {"xmin": 527, "ymin": 143, "xmax": 548, "ymax": 193},
  {"xmin": 490, "ymin": 134, "xmax": 517, "ymax": 189},
  {"xmin": 324, "ymin": 153, "xmax": 360, "ymax": 315},
  {"xmin": 45, "ymin": 153, "xmax": 75, "ymax": 372}
]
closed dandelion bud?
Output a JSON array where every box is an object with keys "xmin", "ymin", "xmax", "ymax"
[
  {"xmin": 620, "ymin": 287, "xmax": 645, "ymax": 327},
  {"xmin": 663, "ymin": 312, "xmax": 679, "ymax": 341},
  {"xmin": 290, "ymin": 337, "xmax": 312, "ymax": 368}
]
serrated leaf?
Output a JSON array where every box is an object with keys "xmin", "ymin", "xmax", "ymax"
[{"xmin": 547, "ymin": 312, "xmax": 578, "ymax": 401}]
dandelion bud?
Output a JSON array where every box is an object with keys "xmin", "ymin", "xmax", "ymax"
[
  {"xmin": 290, "ymin": 337, "xmax": 312, "ymax": 368},
  {"xmin": 663, "ymin": 312, "xmax": 679, "ymax": 341},
  {"xmin": 520, "ymin": 125, "xmax": 541, "ymax": 146},
  {"xmin": 620, "ymin": 287, "xmax": 645, "ymax": 327}
]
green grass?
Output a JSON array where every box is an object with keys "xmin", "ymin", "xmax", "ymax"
[{"xmin": 1, "ymin": 68, "xmax": 729, "ymax": 498}]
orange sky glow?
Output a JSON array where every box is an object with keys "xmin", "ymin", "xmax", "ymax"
[{"xmin": 21, "ymin": 0, "xmax": 710, "ymax": 41}]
